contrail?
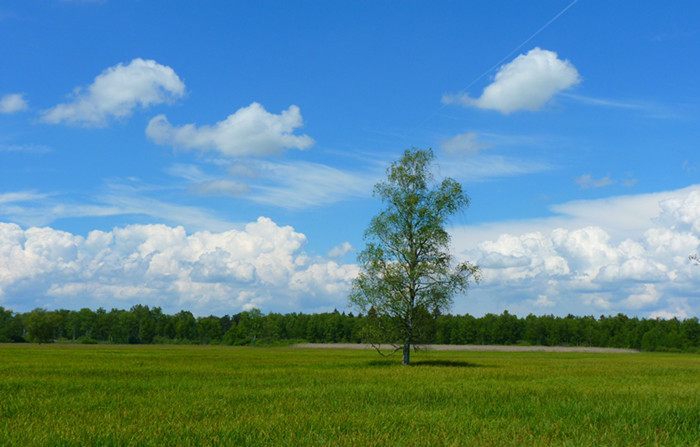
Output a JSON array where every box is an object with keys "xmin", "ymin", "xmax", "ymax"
[
  {"xmin": 417, "ymin": 0, "xmax": 580, "ymax": 129},
  {"xmin": 462, "ymin": 0, "xmax": 580, "ymax": 93}
]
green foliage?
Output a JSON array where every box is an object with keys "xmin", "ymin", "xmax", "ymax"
[
  {"xmin": 2, "ymin": 305, "xmax": 700, "ymax": 352},
  {"xmin": 0, "ymin": 345, "xmax": 698, "ymax": 446},
  {"xmin": 0, "ymin": 306, "xmax": 14, "ymax": 342},
  {"xmin": 25, "ymin": 308, "xmax": 61, "ymax": 343},
  {"xmin": 350, "ymin": 148, "xmax": 480, "ymax": 364}
]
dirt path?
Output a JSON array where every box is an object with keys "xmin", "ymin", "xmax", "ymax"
[{"xmin": 289, "ymin": 343, "xmax": 639, "ymax": 353}]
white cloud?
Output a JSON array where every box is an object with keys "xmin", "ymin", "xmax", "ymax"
[
  {"xmin": 440, "ymin": 132, "xmax": 491, "ymax": 156},
  {"xmin": 146, "ymin": 102, "xmax": 314, "ymax": 157},
  {"xmin": 443, "ymin": 47, "xmax": 580, "ymax": 114},
  {"xmin": 452, "ymin": 185, "xmax": 700, "ymax": 318},
  {"xmin": 576, "ymin": 174, "xmax": 614, "ymax": 189},
  {"xmin": 0, "ymin": 93, "xmax": 28, "ymax": 113},
  {"xmin": 42, "ymin": 58, "xmax": 185, "ymax": 126},
  {"xmin": 649, "ymin": 307, "xmax": 688, "ymax": 320},
  {"xmin": 327, "ymin": 242, "xmax": 355, "ymax": 259},
  {"xmin": 528, "ymin": 295, "xmax": 556, "ymax": 308},
  {"xmin": 0, "ymin": 217, "xmax": 358, "ymax": 314},
  {"xmin": 622, "ymin": 284, "xmax": 661, "ymax": 309}
]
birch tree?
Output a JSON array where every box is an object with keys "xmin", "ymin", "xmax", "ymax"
[{"xmin": 350, "ymin": 148, "xmax": 480, "ymax": 365}]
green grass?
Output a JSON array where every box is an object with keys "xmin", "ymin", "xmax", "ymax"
[{"xmin": 1, "ymin": 345, "xmax": 698, "ymax": 446}]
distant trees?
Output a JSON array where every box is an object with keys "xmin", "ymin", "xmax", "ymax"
[
  {"xmin": 0, "ymin": 306, "xmax": 19, "ymax": 342},
  {"xmin": 350, "ymin": 148, "xmax": 480, "ymax": 365},
  {"xmin": 0, "ymin": 306, "xmax": 697, "ymax": 353},
  {"xmin": 26, "ymin": 308, "xmax": 62, "ymax": 343}
]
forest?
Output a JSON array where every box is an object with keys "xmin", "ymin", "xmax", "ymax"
[{"xmin": 0, "ymin": 305, "xmax": 698, "ymax": 353}]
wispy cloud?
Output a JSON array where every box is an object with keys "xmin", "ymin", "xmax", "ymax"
[
  {"xmin": 97, "ymin": 181, "xmax": 238, "ymax": 232},
  {"xmin": 0, "ymin": 191, "xmax": 50, "ymax": 204},
  {"xmin": 575, "ymin": 174, "xmax": 637, "ymax": 189},
  {"xmin": 559, "ymin": 93, "xmax": 646, "ymax": 110},
  {"xmin": 0, "ymin": 144, "xmax": 51, "ymax": 154},
  {"xmin": 439, "ymin": 154, "xmax": 552, "ymax": 183},
  {"xmin": 190, "ymin": 179, "xmax": 251, "ymax": 197},
  {"xmin": 575, "ymin": 174, "xmax": 614, "ymax": 189},
  {"xmin": 249, "ymin": 160, "xmax": 376, "ymax": 209},
  {"xmin": 0, "ymin": 181, "xmax": 237, "ymax": 232},
  {"xmin": 560, "ymin": 93, "xmax": 685, "ymax": 119},
  {"xmin": 440, "ymin": 132, "xmax": 491, "ymax": 157}
]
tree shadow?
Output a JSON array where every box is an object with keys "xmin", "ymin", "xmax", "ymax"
[
  {"xmin": 412, "ymin": 359, "xmax": 485, "ymax": 368},
  {"xmin": 366, "ymin": 359, "xmax": 489, "ymax": 368}
]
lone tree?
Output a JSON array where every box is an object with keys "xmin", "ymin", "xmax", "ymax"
[{"xmin": 350, "ymin": 148, "xmax": 480, "ymax": 365}]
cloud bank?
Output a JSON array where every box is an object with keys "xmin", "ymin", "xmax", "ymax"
[
  {"xmin": 444, "ymin": 48, "xmax": 580, "ymax": 114},
  {"xmin": 0, "ymin": 217, "xmax": 357, "ymax": 315},
  {"xmin": 455, "ymin": 186, "xmax": 700, "ymax": 319},
  {"xmin": 42, "ymin": 58, "xmax": 185, "ymax": 126},
  {"xmin": 146, "ymin": 103, "xmax": 314, "ymax": 157},
  {"xmin": 4, "ymin": 184, "xmax": 699, "ymax": 319}
]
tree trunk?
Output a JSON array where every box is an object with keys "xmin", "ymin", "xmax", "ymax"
[{"xmin": 402, "ymin": 340, "xmax": 410, "ymax": 365}]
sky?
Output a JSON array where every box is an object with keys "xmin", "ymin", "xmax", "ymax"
[{"xmin": 1, "ymin": 0, "xmax": 700, "ymax": 319}]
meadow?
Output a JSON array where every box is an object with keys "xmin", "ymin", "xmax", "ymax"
[{"xmin": 0, "ymin": 345, "xmax": 698, "ymax": 446}]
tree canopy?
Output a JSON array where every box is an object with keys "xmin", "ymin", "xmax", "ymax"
[{"xmin": 349, "ymin": 148, "xmax": 480, "ymax": 364}]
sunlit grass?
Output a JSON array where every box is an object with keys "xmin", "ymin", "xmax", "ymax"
[{"xmin": 1, "ymin": 345, "xmax": 698, "ymax": 446}]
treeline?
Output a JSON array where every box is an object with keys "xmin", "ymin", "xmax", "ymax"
[{"xmin": 1, "ymin": 305, "xmax": 698, "ymax": 352}]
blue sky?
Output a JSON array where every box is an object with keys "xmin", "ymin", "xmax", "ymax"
[{"xmin": 1, "ymin": 0, "xmax": 700, "ymax": 318}]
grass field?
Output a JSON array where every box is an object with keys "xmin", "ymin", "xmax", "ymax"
[{"xmin": 0, "ymin": 345, "xmax": 698, "ymax": 446}]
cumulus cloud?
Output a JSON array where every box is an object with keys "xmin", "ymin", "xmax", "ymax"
[
  {"xmin": 146, "ymin": 102, "xmax": 314, "ymax": 157},
  {"xmin": 576, "ymin": 174, "xmax": 614, "ymax": 189},
  {"xmin": 443, "ymin": 47, "xmax": 580, "ymax": 114},
  {"xmin": 454, "ymin": 186, "xmax": 700, "ymax": 318},
  {"xmin": 327, "ymin": 242, "xmax": 355, "ymax": 259},
  {"xmin": 528, "ymin": 295, "xmax": 556, "ymax": 308},
  {"xmin": 42, "ymin": 58, "xmax": 185, "ymax": 126},
  {"xmin": 440, "ymin": 132, "xmax": 491, "ymax": 156},
  {"xmin": 649, "ymin": 307, "xmax": 688, "ymax": 320},
  {"xmin": 0, "ymin": 217, "xmax": 358, "ymax": 314},
  {"xmin": 0, "ymin": 93, "xmax": 28, "ymax": 114}
]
